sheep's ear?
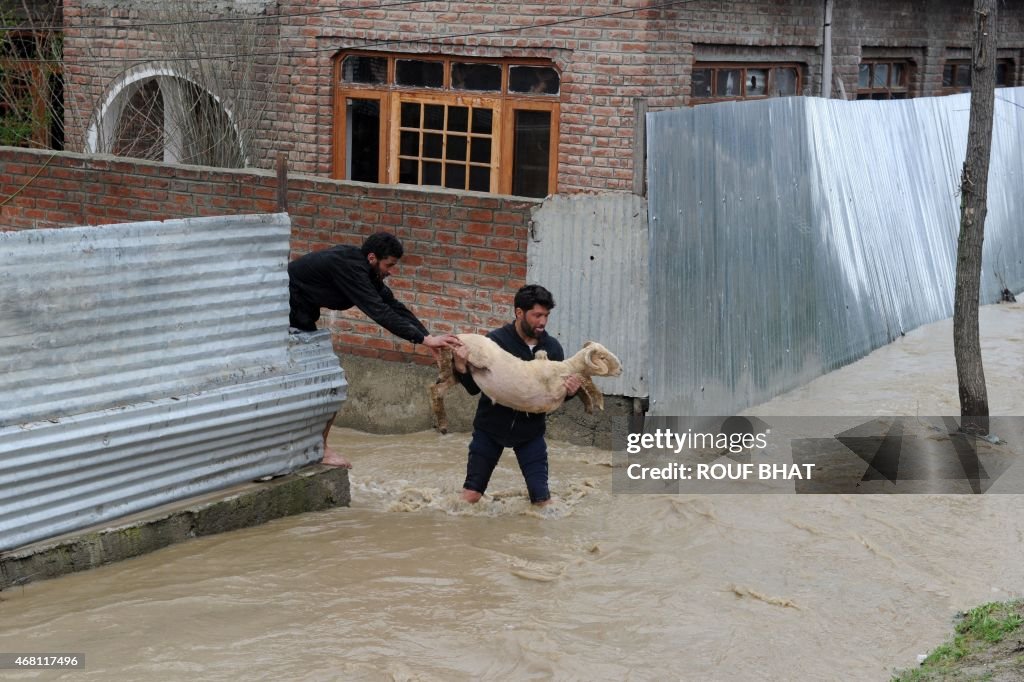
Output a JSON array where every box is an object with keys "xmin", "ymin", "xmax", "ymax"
[
  {"xmin": 585, "ymin": 346, "xmax": 609, "ymax": 374},
  {"xmin": 583, "ymin": 340, "xmax": 595, "ymax": 348}
]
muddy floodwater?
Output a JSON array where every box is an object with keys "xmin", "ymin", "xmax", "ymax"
[{"xmin": 1, "ymin": 302, "xmax": 1021, "ymax": 681}]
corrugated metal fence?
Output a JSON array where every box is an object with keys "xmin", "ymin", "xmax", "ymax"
[
  {"xmin": 0, "ymin": 214, "xmax": 345, "ymax": 552},
  {"xmin": 527, "ymin": 193, "xmax": 648, "ymax": 399},
  {"xmin": 646, "ymin": 89, "xmax": 1024, "ymax": 416}
]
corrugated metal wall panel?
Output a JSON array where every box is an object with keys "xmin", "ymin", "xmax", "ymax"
[
  {"xmin": 1, "ymin": 215, "xmax": 293, "ymax": 427},
  {"xmin": 0, "ymin": 215, "xmax": 345, "ymax": 552},
  {"xmin": 527, "ymin": 194, "xmax": 648, "ymax": 398},
  {"xmin": 647, "ymin": 90, "xmax": 1024, "ymax": 416}
]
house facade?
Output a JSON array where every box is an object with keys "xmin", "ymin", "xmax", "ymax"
[{"xmin": 51, "ymin": 1, "xmax": 1024, "ymax": 197}]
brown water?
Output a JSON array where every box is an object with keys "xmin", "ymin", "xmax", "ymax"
[{"xmin": 1, "ymin": 303, "xmax": 1021, "ymax": 681}]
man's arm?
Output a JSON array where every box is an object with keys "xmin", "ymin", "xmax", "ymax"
[
  {"xmin": 332, "ymin": 264, "xmax": 429, "ymax": 344},
  {"xmin": 542, "ymin": 338, "xmax": 580, "ymax": 400},
  {"xmin": 378, "ymin": 284, "xmax": 430, "ymax": 338},
  {"xmin": 377, "ymin": 286, "xmax": 460, "ymax": 352},
  {"xmin": 452, "ymin": 344, "xmax": 481, "ymax": 395}
]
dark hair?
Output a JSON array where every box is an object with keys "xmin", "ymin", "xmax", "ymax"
[
  {"xmin": 361, "ymin": 232, "xmax": 404, "ymax": 260},
  {"xmin": 514, "ymin": 284, "xmax": 555, "ymax": 312}
]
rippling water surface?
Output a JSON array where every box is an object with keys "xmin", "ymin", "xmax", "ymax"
[{"xmin": 1, "ymin": 303, "xmax": 1021, "ymax": 681}]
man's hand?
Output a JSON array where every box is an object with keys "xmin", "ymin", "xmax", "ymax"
[
  {"xmin": 564, "ymin": 374, "xmax": 582, "ymax": 397},
  {"xmin": 422, "ymin": 334, "xmax": 462, "ymax": 362},
  {"xmin": 452, "ymin": 343, "xmax": 471, "ymax": 374},
  {"xmin": 422, "ymin": 334, "xmax": 461, "ymax": 350}
]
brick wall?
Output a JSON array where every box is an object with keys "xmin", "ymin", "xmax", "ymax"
[
  {"xmin": 0, "ymin": 147, "xmax": 534, "ymax": 365},
  {"xmin": 55, "ymin": 1, "xmax": 1024, "ymax": 195},
  {"xmin": 830, "ymin": 2, "xmax": 1023, "ymax": 99}
]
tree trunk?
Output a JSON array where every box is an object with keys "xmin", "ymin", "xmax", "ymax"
[{"xmin": 953, "ymin": 0, "xmax": 997, "ymax": 435}]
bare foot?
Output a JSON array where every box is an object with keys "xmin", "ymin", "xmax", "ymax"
[
  {"xmin": 460, "ymin": 488, "xmax": 482, "ymax": 503},
  {"xmin": 321, "ymin": 446, "xmax": 352, "ymax": 469},
  {"xmin": 533, "ymin": 498, "xmax": 553, "ymax": 507}
]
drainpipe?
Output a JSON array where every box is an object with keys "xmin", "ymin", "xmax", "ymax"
[{"xmin": 822, "ymin": 0, "xmax": 834, "ymax": 98}]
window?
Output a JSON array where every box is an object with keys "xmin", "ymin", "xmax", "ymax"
[
  {"xmin": 691, "ymin": 63, "xmax": 801, "ymax": 102},
  {"xmin": 334, "ymin": 53, "xmax": 560, "ymax": 198},
  {"xmin": 941, "ymin": 58, "xmax": 1014, "ymax": 94},
  {"xmin": 105, "ymin": 77, "xmax": 244, "ymax": 167},
  {"xmin": 857, "ymin": 60, "xmax": 913, "ymax": 100},
  {"xmin": 0, "ymin": 30, "xmax": 63, "ymax": 149}
]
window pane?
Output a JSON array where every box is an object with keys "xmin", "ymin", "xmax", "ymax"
[
  {"xmin": 717, "ymin": 69, "xmax": 741, "ymax": 97},
  {"xmin": 512, "ymin": 109, "xmax": 551, "ymax": 198},
  {"xmin": 423, "ymin": 132, "xmax": 443, "ymax": 159},
  {"xmin": 341, "ymin": 56, "xmax": 387, "ymax": 85},
  {"xmin": 445, "ymin": 163, "xmax": 466, "ymax": 189},
  {"xmin": 401, "ymin": 101, "xmax": 420, "ymax": 128},
  {"xmin": 509, "ymin": 66, "xmax": 560, "ymax": 94},
  {"xmin": 858, "ymin": 64, "xmax": 871, "ymax": 88},
  {"xmin": 399, "ymin": 129, "xmax": 419, "ymax": 157},
  {"xmin": 470, "ymin": 137, "xmax": 491, "ymax": 163},
  {"xmin": 745, "ymin": 68, "xmax": 766, "ymax": 96},
  {"xmin": 396, "ymin": 59, "xmax": 444, "ymax": 88},
  {"xmin": 942, "ymin": 64, "xmax": 955, "ymax": 88},
  {"xmin": 692, "ymin": 68, "xmax": 712, "ymax": 98},
  {"xmin": 422, "ymin": 161, "xmax": 442, "ymax": 186},
  {"xmin": 452, "ymin": 62, "xmax": 501, "ymax": 91},
  {"xmin": 773, "ymin": 68, "xmax": 797, "ymax": 95},
  {"xmin": 345, "ymin": 98, "xmax": 379, "ymax": 183},
  {"xmin": 423, "ymin": 104, "xmax": 445, "ymax": 131},
  {"xmin": 891, "ymin": 63, "xmax": 905, "ymax": 87},
  {"xmin": 955, "ymin": 64, "xmax": 971, "ymax": 87},
  {"xmin": 446, "ymin": 135, "xmax": 467, "ymax": 161},
  {"xmin": 448, "ymin": 106, "xmax": 468, "ymax": 132},
  {"xmin": 873, "ymin": 63, "xmax": 889, "ymax": 88},
  {"xmin": 469, "ymin": 166, "xmax": 489, "ymax": 192},
  {"xmin": 996, "ymin": 61, "xmax": 1010, "ymax": 86},
  {"xmin": 399, "ymin": 157, "xmax": 417, "ymax": 184},
  {"xmin": 471, "ymin": 108, "xmax": 493, "ymax": 134}
]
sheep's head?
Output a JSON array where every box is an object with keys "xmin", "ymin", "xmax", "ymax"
[{"xmin": 581, "ymin": 341, "xmax": 623, "ymax": 377}]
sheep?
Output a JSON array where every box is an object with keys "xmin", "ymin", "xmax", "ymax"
[{"xmin": 429, "ymin": 333, "xmax": 623, "ymax": 434}]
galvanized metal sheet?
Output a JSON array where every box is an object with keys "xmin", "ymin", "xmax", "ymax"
[
  {"xmin": 0, "ymin": 215, "xmax": 346, "ymax": 552},
  {"xmin": 527, "ymin": 193, "xmax": 648, "ymax": 398},
  {"xmin": 646, "ymin": 89, "xmax": 1024, "ymax": 417}
]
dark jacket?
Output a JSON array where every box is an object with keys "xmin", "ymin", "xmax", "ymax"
[
  {"xmin": 288, "ymin": 245, "xmax": 428, "ymax": 343},
  {"xmin": 457, "ymin": 322, "xmax": 568, "ymax": 445}
]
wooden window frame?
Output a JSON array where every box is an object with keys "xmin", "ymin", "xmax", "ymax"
[
  {"xmin": 941, "ymin": 58, "xmax": 1014, "ymax": 95},
  {"xmin": 691, "ymin": 62, "xmax": 803, "ymax": 103},
  {"xmin": 856, "ymin": 59, "xmax": 914, "ymax": 100},
  {"xmin": 389, "ymin": 92, "xmax": 503, "ymax": 193},
  {"xmin": 504, "ymin": 98, "xmax": 559, "ymax": 198},
  {"xmin": 333, "ymin": 52, "xmax": 559, "ymax": 197}
]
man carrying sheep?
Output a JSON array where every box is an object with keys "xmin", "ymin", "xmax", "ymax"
[
  {"xmin": 288, "ymin": 231, "xmax": 461, "ymax": 468},
  {"xmin": 452, "ymin": 284, "xmax": 582, "ymax": 506}
]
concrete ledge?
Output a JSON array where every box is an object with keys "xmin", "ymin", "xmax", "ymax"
[
  {"xmin": 0, "ymin": 465, "xmax": 349, "ymax": 591},
  {"xmin": 336, "ymin": 354, "xmax": 639, "ymax": 449}
]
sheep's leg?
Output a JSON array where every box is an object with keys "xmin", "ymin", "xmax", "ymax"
[
  {"xmin": 577, "ymin": 376, "xmax": 604, "ymax": 414},
  {"xmin": 430, "ymin": 349, "xmax": 459, "ymax": 434},
  {"xmin": 576, "ymin": 384, "xmax": 595, "ymax": 414}
]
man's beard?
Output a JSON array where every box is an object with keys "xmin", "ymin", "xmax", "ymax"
[{"xmin": 519, "ymin": 318, "xmax": 542, "ymax": 340}]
